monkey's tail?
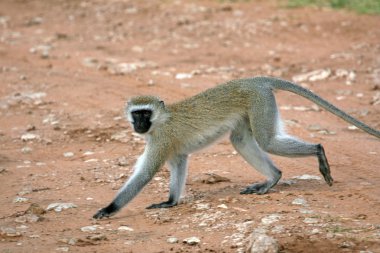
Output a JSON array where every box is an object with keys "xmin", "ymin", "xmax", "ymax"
[{"xmin": 256, "ymin": 76, "xmax": 380, "ymax": 139}]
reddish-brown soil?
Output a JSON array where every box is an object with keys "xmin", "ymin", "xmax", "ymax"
[{"xmin": 0, "ymin": 1, "xmax": 379, "ymax": 252}]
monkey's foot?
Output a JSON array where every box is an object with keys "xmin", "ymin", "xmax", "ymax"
[
  {"xmin": 317, "ymin": 144, "xmax": 334, "ymax": 186},
  {"xmin": 240, "ymin": 182, "xmax": 270, "ymax": 195},
  {"xmin": 146, "ymin": 201, "xmax": 177, "ymax": 209},
  {"xmin": 93, "ymin": 203, "xmax": 117, "ymax": 219}
]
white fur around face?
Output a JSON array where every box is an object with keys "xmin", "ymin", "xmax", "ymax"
[{"xmin": 125, "ymin": 104, "xmax": 155, "ymax": 123}]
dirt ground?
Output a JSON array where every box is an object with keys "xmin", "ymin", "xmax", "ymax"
[{"xmin": 0, "ymin": 0, "xmax": 379, "ymax": 252}]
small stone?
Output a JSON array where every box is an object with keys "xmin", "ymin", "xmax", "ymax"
[
  {"xmin": 261, "ymin": 214, "xmax": 281, "ymax": 225},
  {"xmin": 80, "ymin": 225, "xmax": 98, "ymax": 232},
  {"xmin": 117, "ymin": 156, "xmax": 129, "ymax": 166},
  {"xmin": 13, "ymin": 197, "xmax": 29, "ymax": 203},
  {"xmin": 21, "ymin": 146, "xmax": 33, "ymax": 154},
  {"xmin": 167, "ymin": 237, "xmax": 178, "ymax": 244},
  {"xmin": 87, "ymin": 234, "xmax": 107, "ymax": 241},
  {"xmin": 175, "ymin": 73, "xmax": 193, "ymax": 79},
  {"xmin": 21, "ymin": 133, "xmax": 40, "ymax": 141},
  {"xmin": 63, "ymin": 152, "xmax": 74, "ymax": 158},
  {"xmin": 292, "ymin": 198, "xmax": 307, "ymax": 206},
  {"xmin": 25, "ymin": 203, "xmax": 45, "ymax": 215},
  {"xmin": 217, "ymin": 204, "xmax": 228, "ymax": 209},
  {"xmin": 293, "ymin": 174, "xmax": 321, "ymax": 180},
  {"xmin": 183, "ymin": 236, "xmax": 200, "ymax": 245},
  {"xmin": 117, "ymin": 226, "xmax": 134, "ymax": 232},
  {"xmin": 46, "ymin": 203, "xmax": 77, "ymax": 212},
  {"xmin": 192, "ymin": 173, "xmax": 231, "ymax": 184},
  {"xmin": 246, "ymin": 232, "xmax": 279, "ymax": 253},
  {"xmin": 0, "ymin": 227, "xmax": 22, "ymax": 237},
  {"xmin": 303, "ymin": 218, "xmax": 319, "ymax": 224}
]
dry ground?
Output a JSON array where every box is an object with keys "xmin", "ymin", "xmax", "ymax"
[{"xmin": 0, "ymin": 0, "xmax": 379, "ymax": 252}]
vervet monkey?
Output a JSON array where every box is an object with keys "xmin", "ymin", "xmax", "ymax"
[{"xmin": 93, "ymin": 76, "xmax": 379, "ymax": 219}]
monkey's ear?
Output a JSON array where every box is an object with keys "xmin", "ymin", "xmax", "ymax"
[{"xmin": 159, "ymin": 100, "xmax": 165, "ymax": 107}]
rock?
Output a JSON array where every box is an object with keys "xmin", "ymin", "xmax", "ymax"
[
  {"xmin": 21, "ymin": 146, "xmax": 33, "ymax": 154},
  {"xmin": 80, "ymin": 225, "xmax": 98, "ymax": 232},
  {"xmin": 217, "ymin": 204, "xmax": 228, "ymax": 209},
  {"xmin": 46, "ymin": 203, "xmax": 77, "ymax": 212},
  {"xmin": 117, "ymin": 226, "xmax": 134, "ymax": 232},
  {"xmin": 111, "ymin": 130, "xmax": 129, "ymax": 143},
  {"xmin": 15, "ymin": 214, "xmax": 42, "ymax": 223},
  {"xmin": 0, "ymin": 227, "xmax": 22, "ymax": 237},
  {"xmin": 26, "ymin": 203, "xmax": 46, "ymax": 215},
  {"xmin": 292, "ymin": 198, "xmax": 307, "ymax": 206},
  {"xmin": 194, "ymin": 203, "xmax": 210, "ymax": 210},
  {"xmin": 292, "ymin": 69, "xmax": 331, "ymax": 82},
  {"xmin": 63, "ymin": 152, "xmax": 74, "ymax": 158},
  {"xmin": 175, "ymin": 73, "xmax": 193, "ymax": 79},
  {"xmin": 192, "ymin": 173, "xmax": 231, "ymax": 184},
  {"xmin": 21, "ymin": 133, "xmax": 40, "ymax": 141},
  {"xmin": 183, "ymin": 236, "xmax": 200, "ymax": 245},
  {"xmin": 303, "ymin": 218, "xmax": 319, "ymax": 224},
  {"xmin": 261, "ymin": 214, "xmax": 281, "ymax": 225},
  {"xmin": 246, "ymin": 232, "xmax": 279, "ymax": 253},
  {"xmin": 167, "ymin": 237, "xmax": 178, "ymax": 244},
  {"xmin": 13, "ymin": 197, "xmax": 29, "ymax": 203},
  {"xmin": 87, "ymin": 234, "xmax": 107, "ymax": 241},
  {"xmin": 117, "ymin": 156, "xmax": 129, "ymax": 166},
  {"xmin": 293, "ymin": 174, "xmax": 321, "ymax": 181}
]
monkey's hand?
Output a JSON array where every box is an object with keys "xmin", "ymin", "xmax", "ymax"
[
  {"xmin": 93, "ymin": 203, "xmax": 118, "ymax": 219},
  {"xmin": 146, "ymin": 200, "xmax": 177, "ymax": 209}
]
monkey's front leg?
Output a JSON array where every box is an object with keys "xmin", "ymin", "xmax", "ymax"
[
  {"xmin": 93, "ymin": 151, "xmax": 163, "ymax": 219},
  {"xmin": 146, "ymin": 154, "xmax": 188, "ymax": 209}
]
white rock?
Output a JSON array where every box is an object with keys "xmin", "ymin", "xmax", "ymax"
[
  {"xmin": 117, "ymin": 226, "xmax": 134, "ymax": 232},
  {"xmin": 292, "ymin": 69, "xmax": 331, "ymax": 82},
  {"xmin": 46, "ymin": 203, "xmax": 77, "ymax": 212},
  {"xmin": 261, "ymin": 214, "xmax": 281, "ymax": 225},
  {"xmin": 292, "ymin": 198, "xmax": 307, "ymax": 206},
  {"xmin": 21, "ymin": 133, "xmax": 40, "ymax": 141},
  {"xmin": 183, "ymin": 236, "xmax": 200, "ymax": 245},
  {"xmin": 303, "ymin": 218, "xmax": 319, "ymax": 224},
  {"xmin": 63, "ymin": 152, "xmax": 74, "ymax": 158},
  {"xmin": 217, "ymin": 204, "xmax": 228, "ymax": 209},
  {"xmin": 175, "ymin": 73, "xmax": 193, "ymax": 79},
  {"xmin": 80, "ymin": 225, "xmax": 98, "ymax": 232},
  {"xmin": 293, "ymin": 174, "xmax": 321, "ymax": 180},
  {"xmin": 246, "ymin": 232, "xmax": 279, "ymax": 253},
  {"xmin": 13, "ymin": 197, "xmax": 29, "ymax": 203},
  {"xmin": 21, "ymin": 146, "xmax": 33, "ymax": 154},
  {"xmin": 167, "ymin": 237, "xmax": 178, "ymax": 244}
]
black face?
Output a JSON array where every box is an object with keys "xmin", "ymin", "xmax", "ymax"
[{"xmin": 131, "ymin": 109, "xmax": 153, "ymax": 134}]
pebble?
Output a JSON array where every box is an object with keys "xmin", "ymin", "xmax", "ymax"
[
  {"xmin": 292, "ymin": 198, "xmax": 307, "ymax": 206},
  {"xmin": 167, "ymin": 237, "xmax": 179, "ymax": 244},
  {"xmin": 303, "ymin": 218, "xmax": 319, "ymax": 224},
  {"xmin": 117, "ymin": 226, "xmax": 134, "ymax": 232},
  {"xmin": 246, "ymin": 232, "xmax": 279, "ymax": 253},
  {"xmin": 13, "ymin": 196, "xmax": 29, "ymax": 203},
  {"xmin": 63, "ymin": 152, "xmax": 74, "ymax": 158},
  {"xmin": 183, "ymin": 236, "xmax": 200, "ymax": 245},
  {"xmin": 0, "ymin": 227, "xmax": 22, "ymax": 237},
  {"xmin": 21, "ymin": 133, "xmax": 40, "ymax": 141},
  {"xmin": 46, "ymin": 203, "xmax": 77, "ymax": 212},
  {"xmin": 293, "ymin": 174, "xmax": 321, "ymax": 180},
  {"xmin": 261, "ymin": 214, "xmax": 281, "ymax": 225},
  {"xmin": 80, "ymin": 225, "xmax": 98, "ymax": 232}
]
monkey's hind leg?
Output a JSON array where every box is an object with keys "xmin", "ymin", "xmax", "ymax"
[
  {"xmin": 249, "ymin": 88, "xmax": 333, "ymax": 186},
  {"xmin": 146, "ymin": 154, "xmax": 188, "ymax": 209},
  {"xmin": 230, "ymin": 121, "xmax": 282, "ymax": 195}
]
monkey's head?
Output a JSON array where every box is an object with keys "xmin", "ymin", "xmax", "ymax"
[{"xmin": 126, "ymin": 96, "xmax": 168, "ymax": 134}]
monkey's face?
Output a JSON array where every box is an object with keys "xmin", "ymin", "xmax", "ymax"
[{"xmin": 131, "ymin": 109, "xmax": 153, "ymax": 134}]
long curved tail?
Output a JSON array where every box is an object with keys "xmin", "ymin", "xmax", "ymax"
[{"xmin": 253, "ymin": 76, "xmax": 380, "ymax": 139}]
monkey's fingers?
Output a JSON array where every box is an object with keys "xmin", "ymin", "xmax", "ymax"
[
  {"xmin": 146, "ymin": 201, "xmax": 177, "ymax": 209},
  {"xmin": 93, "ymin": 208, "xmax": 111, "ymax": 219}
]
